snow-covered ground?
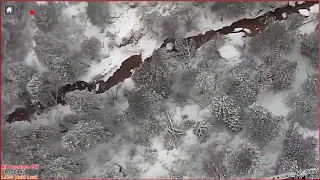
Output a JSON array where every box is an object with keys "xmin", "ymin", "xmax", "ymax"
[
  {"xmin": 59, "ymin": 2, "xmax": 292, "ymax": 83},
  {"xmin": 80, "ymin": 4, "xmax": 319, "ymax": 177},
  {"xmin": 75, "ymin": 3, "xmax": 319, "ymax": 178},
  {"xmin": 4, "ymin": 2, "xmax": 318, "ymax": 179}
]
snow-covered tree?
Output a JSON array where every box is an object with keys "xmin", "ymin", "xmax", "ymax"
[
  {"xmin": 285, "ymin": 13, "xmax": 305, "ymax": 31},
  {"xmin": 180, "ymin": 68, "xmax": 199, "ymax": 89},
  {"xmin": 62, "ymin": 120, "xmax": 113, "ymax": 152},
  {"xmin": 259, "ymin": 50, "xmax": 286, "ymax": 66},
  {"xmin": 230, "ymin": 56, "xmax": 258, "ymax": 80},
  {"xmin": 173, "ymin": 33, "xmax": 197, "ymax": 68},
  {"xmin": 194, "ymin": 71, "xmax": 217, "ymax": 95},
  {"xmin": 2, "ymin": 126, "xmax": 25, "ymax": 163},
  {"xmin": 249, "ymin": 16, "xmax": 302, "ymax": 56},
  {"xmin": 276, "ymin": 126, "xmax": 318, "ymax": 174},
  {"xmin": 301, "ymin": 73, "xmax": 318, "ymax": 96},
  {"xmin": 191, "ymin": 70, "xmax": 225, "ymax": 107},
  {"xmin": 300, "ymin": 31, "xmax": 318, "ymax": 68},
  {"xmin": 65, "ymin": 90, "xmax": 99, "ymax": 116},
  {"xmin": 203, "ymin": 151, "xmax": 228, "ymax": 178},
  {"xmin": 235, "ymin": 81, "xmax": 259, "ymax": 106},
  {"xmin": 126, "ymin": 89, "xmax": 164, "ymax": 119},
  {"xmin": 27, "ymin": 72, "xmax": 61, "ymax": 107},
  {"xmin": 2, "ymin": 125, "xmax": 56, "ymax": 165},
  {"xmin": 287, "ymin": 93, "xmax": 318, "ymax": 131},
  {"xmin": 162, "ymin": 110, "xmax": 186, "ymax": 150},
  {"xmin": 211, "ymin": 94, "xmax": 243, "ymax": 132},
  {"xmin": 178, "ymin": 8, "xmax": 198, "ymax": 32},
  {"xmin": 81, "ymin": 36, "xmax": 102, "ymax": 59},
  {"xmin": 192, "ymin": 120, "xmax": 213, "ymax": 141},
  {"xmin": 86, "ymin": 2, "xmax": 111, "ymax": 27},
  {"xmin": 131, "ymin": 54, "xmax": 172, "ymax": 97},
  {"xmin": 2, "ymin": 82, "xmax": 24, "ymax": 105},
  {"xmin": 2, "ymin": 19, "xmax": 32, "ymax": 63},
  {"xmin": 225, "ymin": 141, "xmax": 260, "ymax": 177},
  {"xmin": 62, "ymin": 114, "xmax": 82, "ymax": 124},
  {"xmin": 225, "ymin": 77, "xmax": 259, "ymax": 106},
  {"xmin": 23, "ymin": 144, "xmax": 57, "ymax": 165},
  {"xmin": 161, "ymin": 15, "xmax": 180, "ymax": 39},
  {"xmin": 245, "ymin": 104, "xmax": 282, "ymax": 146},
  {"xmin": 198, "ymin": 34, "xmax": 226, "ymax": 69},
  {"xmin": 258, "ymin": 2, "xmax": 287, "ymax": 10},
  {"xmin": 34, "ymin": 2, "xmax": 58, "ymax": 32},
  {"xmin": 34, "ymin": 34, "xmax": 88, "ymax": 82},
  {"xmin": 41, "ymin": 156, "xmax": 87, "ymax": 178},
  {"xmin": 27, "ymin": 125, "xmax": 56, "ymax": 144},
  {"xmin": 34, "ymin": 34, "xmax": 68, "ymax": 56},
  {"xmin": 210, "ymin": 2, "xmax": 258, "ymax": 19},
  {"xmin": 141, "ymin": 117, "xmax": 163, "ymax": 137},
  {"xmin": 102, "ymin": 162, "xmax": 125, "ymax": 178},
  {"xmin": 6, "ymin": 62, "xmax": 35, "ymax": 86},
  {"xmin": 255, "ymin": 58, "xmax": 297, "ymax": 91}
]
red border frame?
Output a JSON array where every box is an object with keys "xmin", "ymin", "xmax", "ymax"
[{"xmin": 0, "ymin": 1, "xmax": 319, "ymax": 180}]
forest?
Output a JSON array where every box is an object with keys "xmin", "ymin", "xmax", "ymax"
[{"xmin": 1, "ymin": 1, "xmax": 319, "ymax": 179}]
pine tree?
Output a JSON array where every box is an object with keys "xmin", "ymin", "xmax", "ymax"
[
  {"xmin": 225, "ymin": 141, "xmax": 260, "ymax": 177},
  {"xmin": 211, "ymin": 93, "xmax": 243, "ymax": 132},
  {"xmin": 61, "ymin": 120, "xmax": 113, "ymax": 152},
  {"xmin": 245, "ymin": 104, "xmax": 282, "ymax": 146},
  {"xmin": 65, "ymin": 90, "xmax": 100, "ymax": 116},
  {"xmin": 276, "ymin": 126, "xmax": 318, "ymax": 174}
]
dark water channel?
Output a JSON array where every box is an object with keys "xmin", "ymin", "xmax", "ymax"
[{"xmin": 5, "ymin": 2, "xmax": 317, "ymax": 123}]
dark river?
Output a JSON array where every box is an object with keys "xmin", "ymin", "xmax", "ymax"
[{"xmin": 6, "ymin": 2, "xmax": 317, "ymax": 123}]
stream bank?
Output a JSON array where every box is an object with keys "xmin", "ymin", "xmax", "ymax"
[{"xmin": 5, "ymin": 2, "xmax": 317, "ymax": 123}]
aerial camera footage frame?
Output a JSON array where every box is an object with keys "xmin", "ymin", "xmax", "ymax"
[{"xmin": 1, "ymin": 1, "xmax": 319, "ymax": 179}]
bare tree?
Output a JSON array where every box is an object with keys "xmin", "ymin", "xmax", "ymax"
[
  {"xmin": 105, "ymin": 84, "xmax": 121, "ymax": 106},
  {"xmin": 163, "ymin": 110, "xmax": 186, "ymax": 150},
  {"xmin": 173, "ymin": 32, "xmax": 197, "ymax": 69}
]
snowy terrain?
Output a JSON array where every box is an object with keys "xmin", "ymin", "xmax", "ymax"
[
  {"xmin": 2, "ymin": 2, "xmax": 319, "ymax": 179},
  {"xmin": 57, "ymin": 2, "xmax": 291, "ymax": 82},
  {"xmin": 82, "ymin": 3, "xmax": 318, "ymax": 178}
]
